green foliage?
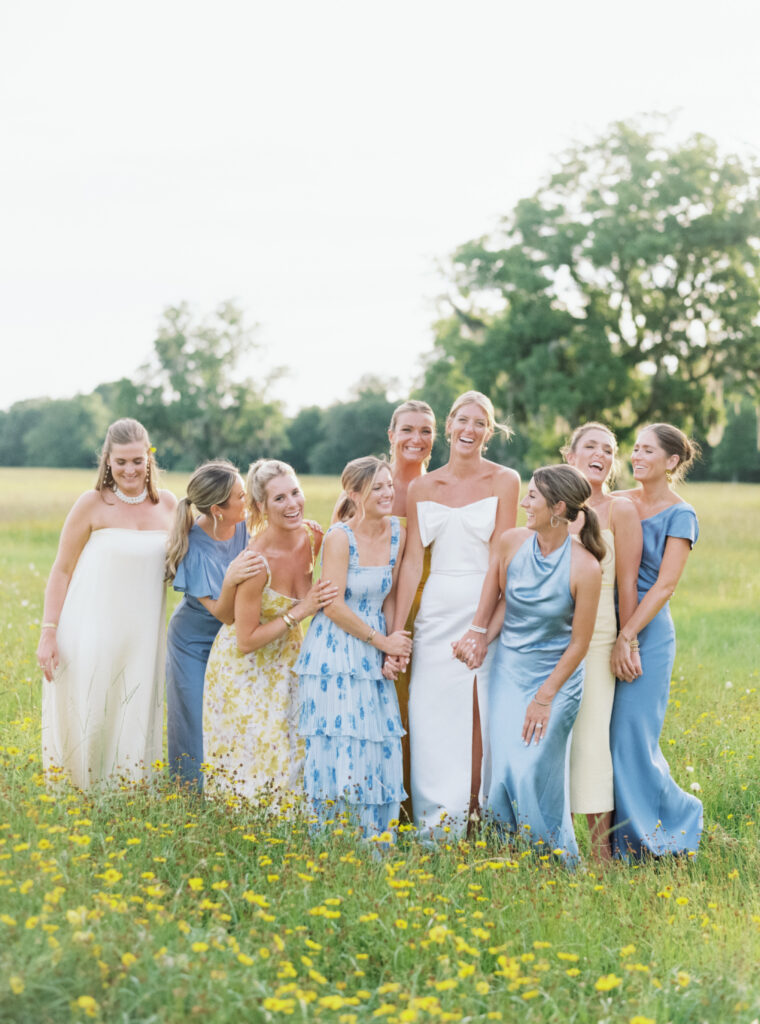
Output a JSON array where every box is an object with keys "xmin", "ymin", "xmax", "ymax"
[
  {"xmin": 308, "ymin": 381, "xmax": 396, "ymax": 475},
  {"xmin": 423, "ymin": 116, "xmax": 760, "ymax": 467},
  {"xmin": 126, "ymin": 301, "xmax": 288, "ymax": 471},
  {"xmin": 0, "ymin": 395, "xmax": 110, "ymax": 469}
]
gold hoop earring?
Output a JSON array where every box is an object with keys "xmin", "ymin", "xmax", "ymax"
[{"xmin": 550, "ymin": 515, "xmax": 560, "ymax": 528}]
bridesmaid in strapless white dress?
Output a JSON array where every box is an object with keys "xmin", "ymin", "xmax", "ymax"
[
  {"xmin": 389, "ymin": 392, "xmax": 519, "ymax": 840},
  {"xmin": 37, "ymin": 419, "xmax": 176, "ymax": 790}
]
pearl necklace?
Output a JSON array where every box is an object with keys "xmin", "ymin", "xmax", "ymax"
[{"xmin": 113, "ymin": 485, "xmax": 148, "ymax": 504}]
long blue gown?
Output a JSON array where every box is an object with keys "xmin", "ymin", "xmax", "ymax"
[
  {"xmin": 610, "ymin": 502, "xmax": 701, "ymax": 859},
  {"xmin": 488, "ymin": 533, "xmax": 584, "ymax": 865},
  {"xmin": 296, "ymin": 518, "xmax": 406, "ymax": 838},
  {"xmin": 166, "ymin": 520, "xmax": 248, "ymax": 789}
]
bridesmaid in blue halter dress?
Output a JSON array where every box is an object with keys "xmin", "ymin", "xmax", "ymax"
[
  {"xmin": 298, "ymin": 458, "xmax": 412, "ymax": 838},
  {"xmin": 610, "ymin": 424, "xmax": 702, "ymax": 859},
  {"xmin": 457, "ymin": 465, "xmax": 603, "ymax": 864}
]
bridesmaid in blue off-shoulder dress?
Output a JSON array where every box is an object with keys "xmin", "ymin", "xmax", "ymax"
[{"xmin": 609, "ymin": 424, "xmax": 703, "ymax": 859}]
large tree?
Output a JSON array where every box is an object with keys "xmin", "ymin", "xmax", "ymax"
[
  {"xmin": 424, "ymin": 117, "xmax": 760, "ymax": 461},
  {"xmin": 122, "ymin": 301, "xmax": 287, "ymax": 470}
]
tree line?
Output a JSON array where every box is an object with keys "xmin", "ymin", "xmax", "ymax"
[{"xmin": 2, "ymin": 118, "xmax": 759, "ymax": 482}]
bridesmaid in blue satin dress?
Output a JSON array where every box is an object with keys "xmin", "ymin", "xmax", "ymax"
[
  {"xmin": 610, "ymin": 423, "xmax": 702, "ymax": 859},
  {"xmin": 456, "ymin": 465, "xmax": 603, "ymax": 865}
]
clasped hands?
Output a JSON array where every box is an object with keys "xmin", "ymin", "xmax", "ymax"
[{"xmin": 451, "ymin": 629, "xmax": 488, "ymax": 670}]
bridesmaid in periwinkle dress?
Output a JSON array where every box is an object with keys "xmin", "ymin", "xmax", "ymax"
[
  {"xmin": 458, "ymin": 466, "xmax": 603, "ymax": 865},
  {"xmin": 390, "ymin": 392, "xmax": 519, "ymax": 840},
  {"xmin": 562, "ymin": 424, "xmax": 642, "ymax": 862},
  {"xmin": 610, "ymin": 424, "xmax": 702, "ymax": 859},
  {"xmin": 165, "ymin": 461, "xmax": 262, "ymax": 790},
  {"xmin": 298, "ymin": 457, "xmax": 412, "ymax": 837},
  {"xmin": 38, "ymin": 418, "xmax": 176, "ymax": 789}
]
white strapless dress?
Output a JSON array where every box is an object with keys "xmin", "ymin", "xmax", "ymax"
[
  {"xmin": 41, "ymin": 528, "xmax": 167, "ymax": 789},
  {"xmin": 409, "ymin": 497, "xmax": 497, "ymax": 838}
]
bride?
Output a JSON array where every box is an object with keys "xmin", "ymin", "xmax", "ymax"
[{"xmin": 387, "ymin": 392, "xmax": 519, "ymax": 839}]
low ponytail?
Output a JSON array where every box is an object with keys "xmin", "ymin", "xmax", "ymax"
[
  {"xmin": 335, "ymin": 493, "xmax": 356, "ymax": 522},
  {"xmin": 579, "ymin": 504, "xmax": 605, "ymax": 563},
  {"xmin": 165, "ymin": 497, "xmax": 195, "ymax": 581}
]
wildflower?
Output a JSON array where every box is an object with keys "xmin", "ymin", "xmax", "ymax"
[
  {"xmin": 630, "ymin": 1017, "xmax": 655, "ymax": 1024},
  {"xmin": 676, "ymin": 971, "xmax": 690, "ymax": 986},
  {"xmin": 594, "ymin": 973, "xmax": 622, "ymax": 992},
  {"xmin": 566, "ymin": 968, "xmax": 580, "ymax": 977},
  {"xmin": 10, "ymin": 976, "xmax": 24, "ymax": 995},
  {"xmin": 690, "ymin": 782, "xmax": 701, "ymax": 792},
  {"xmin": 620, "ymin": 944, "xmax": 636, "ymax": 957},
  {"xmin": 395, "ymin": 918, "xmax": 408, "ymax": 929},
  {"xmin": 522, "ymin": 990, "xmax": 540, "ymax": 1000},
  {"xmin": 74, "ymin": 995, "xmax": 99, "ymax": 1018},
  {"xmin": 121, "ymin": 952, "xmax": 137, "ymax": 968},
  {"xmin": 237, "ymin": 953, "xmax": 255, "ymax": 966},
  {"xmin": 187, "ymin": 877, "xmax": 204, "ymax": 891},
  {"xmin": 191, "ymin": 942, "xmax": 209, "ymax": 953}
]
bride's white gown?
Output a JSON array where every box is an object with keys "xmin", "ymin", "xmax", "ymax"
[
  {"xmin": 41, "ymin": 528, "xmax": 167, "ymax": 789},
  {"xmin": 409, "ymin": 497, "xmax": 497, "ymax": 838}
]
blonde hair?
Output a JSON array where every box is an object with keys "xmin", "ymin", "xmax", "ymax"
[
  {"xmin": 532, "ymin": 464, "xmax": 605, "ymax": 562},
  {"xmin": 388, "ymin": 400, "xmax": 436, "ymax": 467},
  {"xmin": 643, "ymin": 423, "xmax": 700, "ymax": 483},
  {"xmin": 95, "ymin": 418, "xmax": 159, "ymax": 503},
  {"xmin": 561, "ymin": 421, "xmax": 619, "ymax": 488},
  {"xmin": 246, "ymin": 459, "xmax": 299, "ymax": 534},
  {"xmin": 336, "ymin": 456, "xmax": 391, "ymax": 522},
  {"xmin": 165, "ymin": 460, "xmax": 240, "ymax": 581},
  {"xmin": 446, "ymin": 391, "xmax": 512, "ymax": 443}
]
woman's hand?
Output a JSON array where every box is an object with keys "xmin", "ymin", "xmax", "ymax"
[
  {"xmin": 381, "ymin": 630, "xmax": 413, "ymax": 658},
  {"xmin": 451, "ymin": 630, "xmax": 488, "ymax": 670},
  {"xmin": 37, "ymin": 630, "xmax": 60, "ymax": 683},
  {"xmin": 522, "ymin": 696, "xmax": 552, "ymax": 745},
  {"xmin": 382, "ymin": 655, "xmax": 401, "ymax": 681},
  {"xmin": 295, "ymin": 578, "xmax": 339, "ymax": 620},
  {"xmin": 611, "ymin": 633, "xmax": 642, "ymax": 682},
  {"xmin": 224, "ymin": 549, "xmax": 266, "ymax": 587}
]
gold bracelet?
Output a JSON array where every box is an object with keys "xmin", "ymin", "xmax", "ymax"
[
  {"xmin": 282, "ymin": 612, "xmax": 296, "ymax": 629},
  {"xmin": 533, "ymin": 695, "xmax": 552, "ymax": 707},
  {"xmin": 41, "ymin": 622, "xmax": 58, "ymax": 630},
  {"xmin": 366, "ymin": 627, "xmax": 376, "ymax": 645}
]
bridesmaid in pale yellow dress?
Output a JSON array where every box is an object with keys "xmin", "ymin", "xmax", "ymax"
[
  {"xmin": 562, "ymin": 423, "xmax": 642, "ymax": 862},
  {"xmin": 203, "ymin": 460, "xmax": 337, "ymax": 803}
]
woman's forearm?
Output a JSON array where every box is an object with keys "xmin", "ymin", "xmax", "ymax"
[
  {"xmin": 391, "ymin": 556, "xmax": 422, "ymax": 633},
  {"xmin": 536, "ymin": 639, "xmax": 589, "ymax": 701}
]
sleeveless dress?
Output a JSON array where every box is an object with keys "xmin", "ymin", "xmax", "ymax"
[
  {"xmin": 41, "ymin": 528, "xmax": 167, "ymax": 790},
  {"xmin": 569, "ymin": 527, "xmax": 616, "ymax": 813},
  {"xmin": 487, "ymin": 534, "xmax": 583, "ymax": 865},
  {"xmin": 409, "ymin": 497, "xmax": 497, "ymax": 839},
  {"xmin": 166, "ymin": 520, "xmax": 249, "ymax": 790},
  {"xmin": 296, "ymin": 517, "xmax": 405, "ymax": 837},
  {"xmin": 202, "ymin": 528, "xmax": 315, "ymax": 802},
  {"xmin": 610, "ymin": 503, "xmax": 702, "ymax": 858}
]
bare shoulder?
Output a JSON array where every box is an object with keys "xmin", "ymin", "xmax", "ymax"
[
  {"xmin": 571, "ymin": 536, "xmax": 602, "ymax": 578},
  {"xmin": 610, "ymin": 495, "xmax": 639, "ymax": 530},
  {"xmin": 488, "ymin": 460, "xmax": 520, "ymax": 486},
  {"xmin": 324, "ymin": 524, "xmax": 350, "ymax": 553},
  {"xmin": 158, "ymin": 489, "xmax": 178, "ymax": 511},
  {"xmin": 407, "ymin": 473, "xmax": 438, "ymax": 501},
  {"xmin": 65, "ymin": 489, "xmax": 104, "ymax": 525},
  {"xmin": 500, "ymin": 526, "xmax": 531, "ymax": 558}
]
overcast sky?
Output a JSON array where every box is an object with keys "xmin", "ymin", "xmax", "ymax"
[{"xmin": 2, "ymin": 0, "xmax": 759, "ymax": 414}]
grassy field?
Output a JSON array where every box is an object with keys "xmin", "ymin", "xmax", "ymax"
[{"xmin": 0, "ymin": 469, "xmax": 758, "ymax": 1023}]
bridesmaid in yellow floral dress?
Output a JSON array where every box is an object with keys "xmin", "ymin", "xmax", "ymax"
[{"xmin": 202, "ymin": 460, "xmax": 337, "ymax": 802}]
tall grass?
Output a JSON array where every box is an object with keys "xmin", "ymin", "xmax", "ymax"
[{"xmin": 0, "ymin": 471, "xmax": 758, "ymax": 1023}]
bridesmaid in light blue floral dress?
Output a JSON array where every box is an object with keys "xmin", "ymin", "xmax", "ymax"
[{"xmin": 297, "ymin": 457, "xmax": 412, "ymax": 838}]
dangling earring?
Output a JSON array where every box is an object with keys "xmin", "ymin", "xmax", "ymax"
[
  {"xmin": 665, "ymin": 468, "xmax": 673, "ymax": 483},
  {"xmin": 105, "ymin": 464, "xmax": 113, "ymax": 486}
]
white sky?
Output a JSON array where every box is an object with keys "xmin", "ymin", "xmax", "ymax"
[{"xmin": 2, "ymin": 0, "xmax": 759, "ymax": 414}]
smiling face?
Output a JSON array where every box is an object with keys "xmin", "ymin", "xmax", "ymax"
[
  {"xmin": 263, "ymin": 474, "xmax": 305, "ymax": 529},
  {"xmin": 567, "ymin": 427, "xmax": 616, "ymax": 488},
  {"xmin": 520, "ymin": 477, "xmax": 552, "ymax": 531},
  {"xmin": 108, "ymin": 441, "xmax": 148, "ymax": 496},
  {"xmin": 388, "ymin": 411, "xmax": 435, "ymax": 468},
  {"xmin": 446, "ymin": 402, "xmax": 492, "ymax": 456},
  {"xmin": 631, "ymin": 428, "xmax": 679, "ymax": 484},
  {"xmin": 357, "ymin": 466, "xmax": 394, "ymax": 520}
]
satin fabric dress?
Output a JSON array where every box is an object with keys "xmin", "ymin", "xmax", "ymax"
[
  {"xmin": 409, "ymin": 497, "xmax": 497, "ymax": 839},
  {"xmin": 569, "ymin": 527, "xmax": 616, "ymax": 814},
  {"xmin": 297, "ymin": 518, "xmax": 405, "ymax": 838},
  {"xmin": 610, "ymin": 503, "xmax": 702, "ymax": 859},
  {"xmin": 166, "ymin": 520, "xmax": 248, "ymax": 790},
  {"xmin": 488, "ymin": 534, "xmax": 583, "ymax": 865},
  {"xmin": 42, "ymin": 528, "xmax": 167, "ymax": 790}
]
